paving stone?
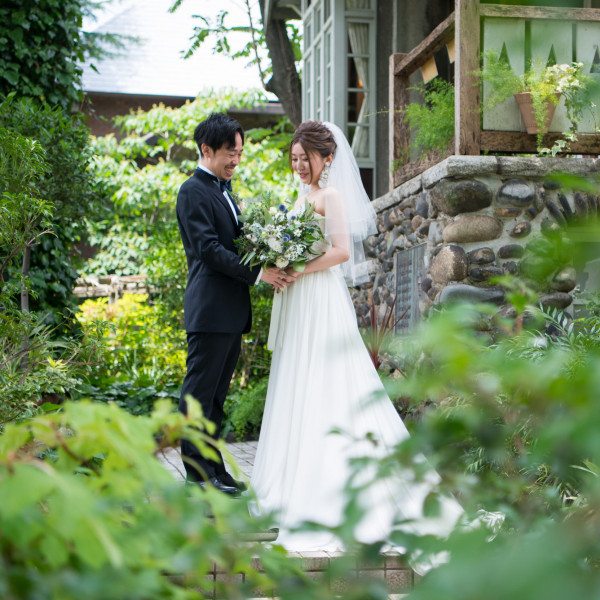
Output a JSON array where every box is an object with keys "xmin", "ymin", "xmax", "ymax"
[
  {"xmin": 469, "ymin": 266, "xmax": 504, "ymax": 282},
  {"xmin": 551, "ymin": 266, "xmax": 577, "ymax": 292},
  {"xmin": 442, "ymin": 215, "xmax": 503, "ymax": 243},
  {"xmin": 439, "ymin": 283, "xmax": 505, "ymax": 305},
  {"xmin": 386, "ymin": 569, "xmax": 414, "ymax": 593},
  {"xmin": 298, "ymin": 552, "xmax": 330, "ymax": 571},
  {"xmin": 497, "ymin": 179, "xmax": 534, "ymax": 206},
  {"xmin": 430, "ymin": 179, "xmax": 492, "ymax": 216},
  {"xmin": 430, "ymin": 244, "xmax": 468, "ymax": 284},
  {"xmin": 498, "ymin": 244, "xmax": 524, "ymax": 259},
  {"xmin": 539, "ymin": 292, "xmax": 572, "ymax": 309},
  {"xmin": 468, "ymin": 247, "xmax": 495, "ymax": 264},
  {"xmin": 510, "ymin": 220, "xmax": 532, "ymax": 238},
  {"xmin": 494, "ymin": 207, "xmax": 522, "ymax": 218}
]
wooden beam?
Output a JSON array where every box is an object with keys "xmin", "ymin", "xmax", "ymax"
[
  {"xmin": 455, "ymin": 0, "xmax": 480, "ymax": 156},
  {"xmin": 481, "ymin": 131, "xmax": 600, "ymax": 154},
  {"xmin": 394, "ymin": 12, "xmax": 455, "ymax": 75},
  {"xmin": 480, "ymin": 5, "xmax": 600, "ymax": 22},
  {"xmin": 389, "ymin": 52, "xmax": 409, "ymax": 192}
]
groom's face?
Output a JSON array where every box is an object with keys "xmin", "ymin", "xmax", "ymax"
[{"xmin": 201, "ymin": 132, "xmax": 243, "ymax": 181}]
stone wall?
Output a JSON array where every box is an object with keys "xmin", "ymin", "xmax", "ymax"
[{"xmin": 353, "ymin": 156, "xmax": 600, "ymax": 326}]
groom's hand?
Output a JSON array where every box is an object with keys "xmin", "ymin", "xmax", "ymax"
[{"xmin": 261, "ymin": 267, "xmax": 296, "ymax": 290}]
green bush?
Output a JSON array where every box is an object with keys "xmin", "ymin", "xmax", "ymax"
[
  {"xmin": 402, "ymin": 79, "xmax": 455, "ymax": 163},
  {"xmin": 0, "ymin": 126, "xmax": 104, "ymax": 427},
  {"xmin": 0, "ymin": 399, "xmax": 329, "ymax": 599},
  {"xmin": 0, "ymin": 0, "xmax": 85, "ymax": 109},
  {"xmin": 0, "ymin": 95, "xmax": 106, "ymax": 327},
  {"xmin": 223, "ymin": 377, "xmax": 269, "ymax": 440},
  {"xmin": 76, "ymin": 294, "xmax": 185, "ymax": 414},
  {"xmin": 376, "ymin": 262, "xmax": 600, "ymax": 597}
]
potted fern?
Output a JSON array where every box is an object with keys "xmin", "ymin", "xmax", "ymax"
[{"xmin": 481, "ymin": 50, "xmax": 592, "ymax": 154}]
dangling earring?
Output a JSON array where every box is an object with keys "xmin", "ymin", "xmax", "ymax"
[{"xmin": 319, "ymin": 162, "xmax": 331, "ymax": 188}]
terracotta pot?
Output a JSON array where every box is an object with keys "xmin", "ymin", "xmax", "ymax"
[{"xmin": 514, "ymin": 92, "xmax": 560, "ymax": 135}]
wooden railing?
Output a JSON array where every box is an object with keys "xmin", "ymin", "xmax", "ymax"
[{"xmin": 389, "ymin": 1, "xmax": 600, "ymax": 189}]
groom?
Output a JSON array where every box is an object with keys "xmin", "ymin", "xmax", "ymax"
[{"xmin": 177, "ymin": 112, "xmax": 293, "ymax": 495}]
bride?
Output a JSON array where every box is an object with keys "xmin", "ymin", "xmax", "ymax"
[{"xmin": 249, "ymin": 121, "xmax": 462, "ymax": 565}]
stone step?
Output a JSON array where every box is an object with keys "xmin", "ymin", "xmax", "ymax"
[{"xmin": 204, "ymin": 551, "xmax": 416, "ymax": 599}]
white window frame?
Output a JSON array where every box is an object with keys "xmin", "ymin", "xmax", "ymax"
[{"xmin": 301, "ymin": 0, "xmax": 376, "ymax": 172}]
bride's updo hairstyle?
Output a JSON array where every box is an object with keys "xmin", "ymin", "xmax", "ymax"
[{"xmin": 290, "ymin": 121, "xmax": 337, "ymax": 184}]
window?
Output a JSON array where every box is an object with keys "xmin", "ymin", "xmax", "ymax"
[{"xmin": 302, "ymin": 0, "xmax": 376, "ymax": 194}]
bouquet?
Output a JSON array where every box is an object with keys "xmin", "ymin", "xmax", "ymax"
[{"xmin": 235, "ymin": 192, "xmax": 329, "ymax": 271}]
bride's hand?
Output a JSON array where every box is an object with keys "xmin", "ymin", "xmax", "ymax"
[
  {"xmin": 261, "ymin": 267, "xmax": 295, "ymax": 290},
  {"xmin": 284, "ymin": 267, "xmax": 300, "ymax": 280}
]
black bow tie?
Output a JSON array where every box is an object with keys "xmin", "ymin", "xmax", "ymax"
[{"xmin": 200, "ymin": 169, "xmax": 232, "ymax": 193}]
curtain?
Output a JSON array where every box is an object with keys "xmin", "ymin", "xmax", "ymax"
[{"xmin": 346, "ymin": 0, "xmax": 370, "ymax": 157}]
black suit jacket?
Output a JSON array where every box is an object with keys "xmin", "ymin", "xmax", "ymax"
[{"xmin": 176, "ymin": 169, "xmax": 260, "ymax": 333}]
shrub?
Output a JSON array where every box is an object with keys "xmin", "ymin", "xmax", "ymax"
[
  {"xmin": 402, "ymin": 79, "xmax": 455, "ymax": 162},
  {"xmin": 223, "ymin": 377, "xmax": 269, "ymax": 440},
  {"xmin": 76, "ymin": 294, "xmax": 186, "ymax": 414},
  {"xmin": 0, "ymin": 126, "xmax": 104, "ymax": 428},
  {"xmin": 0, "ymin": 95, "xmax": 106, "ymax": 327},
  {"xmin": 0, "ymin": 399, "xmax": 327, "ymax": 599}
]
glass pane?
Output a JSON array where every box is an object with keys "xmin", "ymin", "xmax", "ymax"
[
  {"xmin": 305, "ymin": 19, "xmax": 312, "ymax": 46},
  {"xmin": 324, "ymin": 0, "xmax": 331, "ymax": 21},
  {"xmin": 316, "ymin": 45, "xmax": 321, "ymax": 79},
  {"xmin": 348, "ymin": 55, "xmax": 359, "ymax": 89},
  {"xmin": 306, "ymin": 54, "xmax": 312, "ymax": 117},
  {"xmin": 316, "ymin": 46, "xmax": 321, "ymax": 110},
  {"xmin": 347, "ymin": 124, "xmax": 370, "ymax": 158},
  {"xmin": 315, "ymin": 7, "xmax": 321, "ymax": 35},
  {"xmin": 345, "ymin": 0, "xmax": 371, "ymax": 9},
  {"xmin": 347, "ymin": 91, "xmax": 365, "ymax": 123}
]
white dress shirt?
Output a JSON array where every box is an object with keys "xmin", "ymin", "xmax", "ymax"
[{"xmin": 197, "ymin": 164, "xmax": 262, "ymax": 284}]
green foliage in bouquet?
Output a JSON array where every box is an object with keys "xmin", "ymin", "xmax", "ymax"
[{"xmin": 236, "ymin": 193, "xmax": 327, "ymax": 270}]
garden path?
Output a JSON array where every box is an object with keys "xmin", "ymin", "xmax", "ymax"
[
  {"xmin": 157, "ymin": 442, "xmax": 414, "ymax": 598},
  {"xmin": 157, "ymin": 441, "xmax": 258, "ymax": 482}
]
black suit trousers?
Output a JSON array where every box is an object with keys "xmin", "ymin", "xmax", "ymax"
[{"xmin": 179, "ymin": 331, "xmax": 241, "ymax": 481}]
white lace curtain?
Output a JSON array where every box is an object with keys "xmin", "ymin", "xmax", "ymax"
[{"xmin": 346, "ymin": 0, "xmax": 369, "ymax": 158}]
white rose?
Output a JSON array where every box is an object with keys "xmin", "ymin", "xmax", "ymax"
[
  {"xmin": 267, "ymin": 237, "xmax": 283, "ymax": 252},
  {"xmin": 275, "ymin": 256, "xmax": 289, "ymax": 269}
]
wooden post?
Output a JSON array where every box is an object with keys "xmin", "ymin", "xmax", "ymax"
[
  {"xmin": 389, "ymin": 52, "xmax": 409, "ymax": 191},
  {"xmin": 455, "ymin": 0, "xmax": 481, "ymax": 156}
]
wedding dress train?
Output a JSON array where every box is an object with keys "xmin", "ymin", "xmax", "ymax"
[{"xmin": 249, "ymin": 262, "xmax": 463, "ymax": 562}]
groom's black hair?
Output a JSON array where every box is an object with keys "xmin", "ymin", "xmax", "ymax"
[{"xmin": 194, "ymin": 112, "xmax": 244, "ymax": 156}]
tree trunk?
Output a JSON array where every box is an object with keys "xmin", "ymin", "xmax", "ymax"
[
  {"xmin": 20, "ymin": 245, "xmax": 31, "ymax": 372},
  {"xmin": 259, "ymin": 3, "xmax": 302, "ymax": 127},
  {"xmin": 21, "ymin": 245, "xmax": 30, "ymax": 314}
]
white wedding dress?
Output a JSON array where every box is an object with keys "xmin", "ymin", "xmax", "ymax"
[{"xmin": 249, "ymin": 222, "xmax": 463, "ymax": 565}]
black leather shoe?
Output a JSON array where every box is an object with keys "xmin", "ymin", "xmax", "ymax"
[
  {"xmin": 218, "ymin": 472, "xmax": 248, "ymax": 492},
  {"xmin": 187, "ymin": 476, "xmax": 240, "ymax": 497}
]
